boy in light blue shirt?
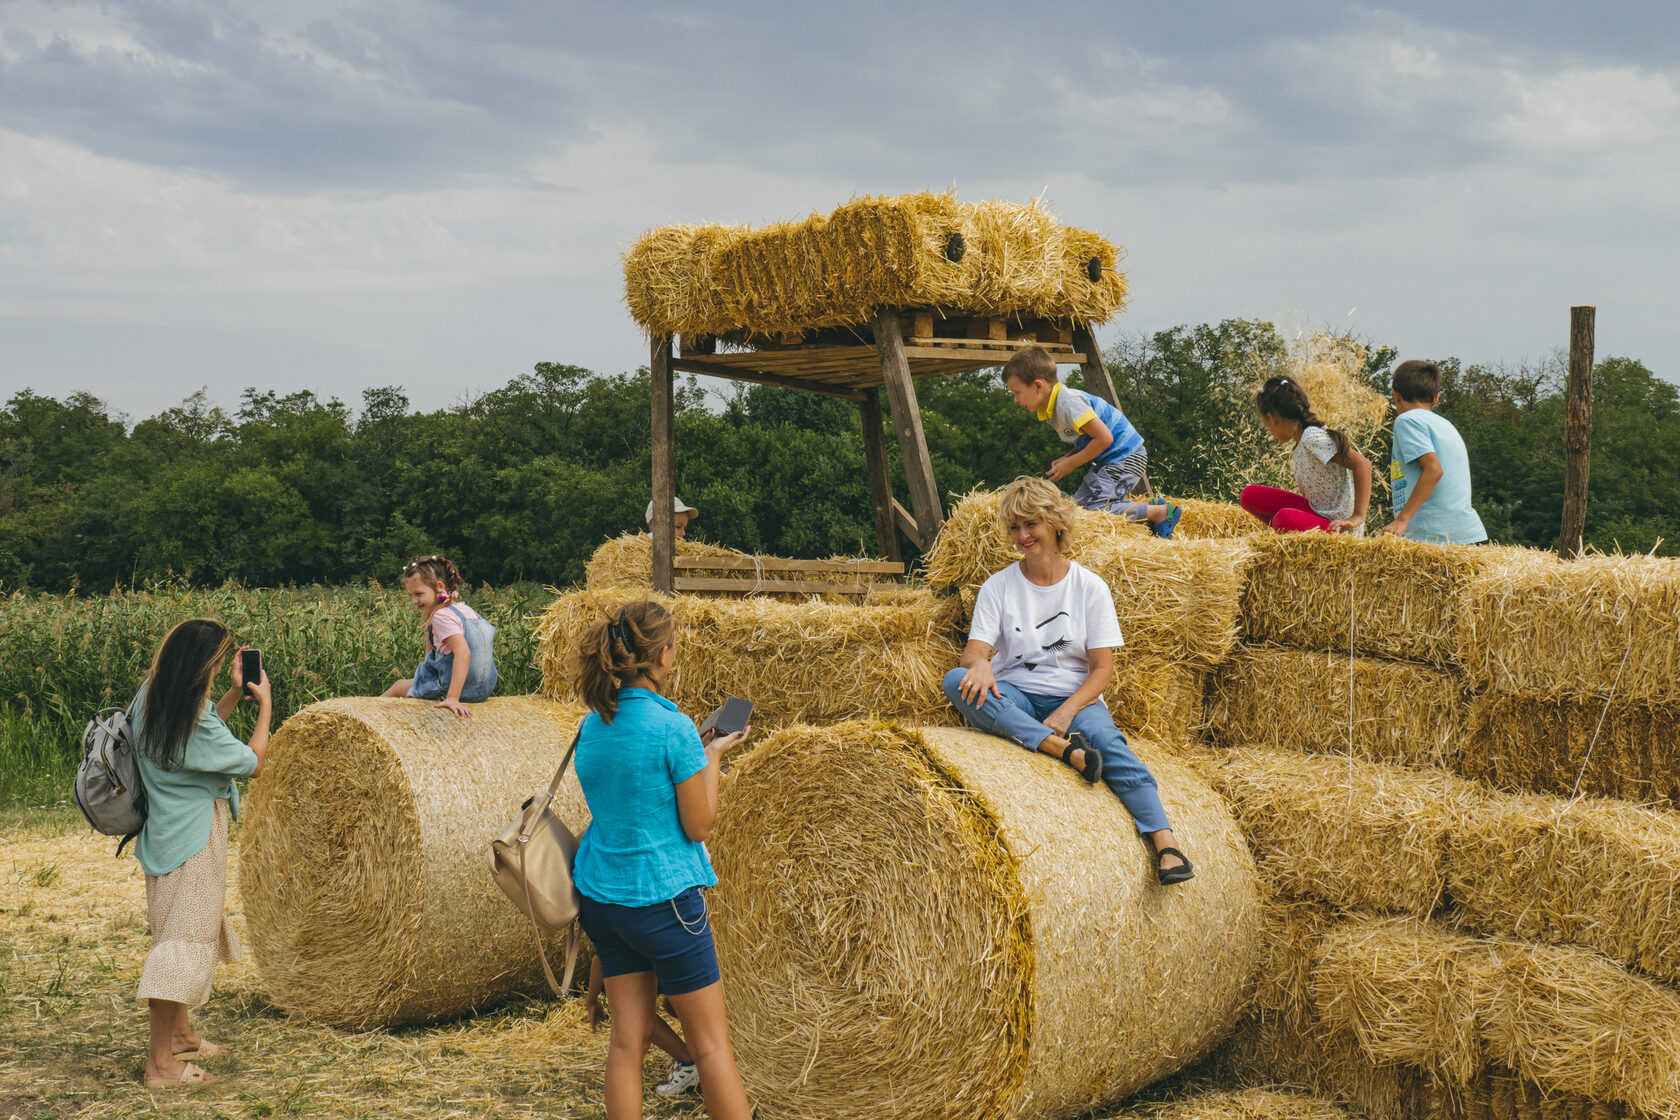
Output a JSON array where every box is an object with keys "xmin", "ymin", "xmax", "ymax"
[{"xmin": 1380, "ymin": 360, "xmax": 1487, "ymax": 544}]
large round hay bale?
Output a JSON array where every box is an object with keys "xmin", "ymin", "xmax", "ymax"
[
  {"xmin": 239, "ymin": 696, "xmax": 586, "ymax": 1029},
  {"xmin": 709, "ymin": 721, "xmax": 1262, "ymax": 1120}
]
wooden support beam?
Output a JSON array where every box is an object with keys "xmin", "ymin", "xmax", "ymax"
[
  {"xmin": 891, "ymin": 498, "xmax": 920, "ymax": 544},
  {"xmin": 875, "ymin": 309, "xmax": 943, "ymax": 551},
  {"xmin": 966, "ymin": 316, "xmax": 1007, "ymax": 341},
  {"xmin": 1073, "ymin": 322, "xmax": 1119, "ymax": 407},
  {"xmin": 859, "ymin": 389, "xmax": 903, "ymax": 564},
  {"xmin": 670, "ymin": 358, "xmax": 867, "ymax": 401},
  {"xmin": 650, "ymin": 333, "xmax": 676, "ymax": 594},
  {"xmin": 1556, "ymin": 305, "xmax": 1596, "ymax": 560}
]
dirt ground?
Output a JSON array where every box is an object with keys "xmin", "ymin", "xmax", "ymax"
[{"xmin": 0, "ymin": 810, "xmax": 697, "ymax": 1120}]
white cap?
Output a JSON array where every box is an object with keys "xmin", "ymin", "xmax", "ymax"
[{"xmin": 645, "ymin": 496, "xmax": 699, "ymax": 525}]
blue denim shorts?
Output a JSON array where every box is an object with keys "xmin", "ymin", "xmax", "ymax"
[{"xmin": 577, "ymin": 886, "xmax": 721, "ymax": 996}]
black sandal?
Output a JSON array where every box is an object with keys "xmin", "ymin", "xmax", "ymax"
[
  {"xmin": 1061, "ymin": 732, "xmax": 1103, "ymax": 785},
  {"xmin": 1155, "ymin": 846, "xmax": 1195, "ymax": 886}
]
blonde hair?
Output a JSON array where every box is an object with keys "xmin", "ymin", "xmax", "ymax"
[
  {"xmin": 575, "ymin": 600, "xmax": 676, "ymax": 723},
  {"xmin": 996, "ymin": 476, "xmax": 1077, "ymax": 552}
]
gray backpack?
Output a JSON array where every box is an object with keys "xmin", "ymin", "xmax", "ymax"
[{"xmin": 74, "ymin": 706, "xmax": 147, "ymax": 856}]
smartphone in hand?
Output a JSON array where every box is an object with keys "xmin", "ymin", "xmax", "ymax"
[
  {"xmin": 698, "ymin": 697, "xmax": 753, "ymax": 741},
  {"xmin": 241, "ymin": 648, "xmax": 263, "ymax": 698}
]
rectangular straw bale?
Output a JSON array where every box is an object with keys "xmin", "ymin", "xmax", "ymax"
[
  {"xmin": 1205, "ymin": 644, "xmax": 1468, "ymax": 770},
  {"xmin": 1459, "ymin": 552, "xmax": 1680, "ymax": 702},
  {"xmin": 1111, "ymin": 1088, "xmax": 1353, "ymax": 1120},
  {"xmin": 1175, "ymin": 498, "xmax": 1261, "ymax": 541},
  {"xmin": 924, "ymin": 489, "xmax": 1253, "ymax": 666},
  {"xmin": 1462, "ymin": 695, "xmax": 1680, "ymax": 811},
  {"xmin": 536, "ymin": 587, "xmax": 960, "ymax": 729},
  {"xmin": 1212, "ymin": 748, "xmax": 1476, "ymax": 916},
  {"xmin": 1449, "ymin": 791, "xmax": 1680, "ymax": 986},
  {"xmin": 1240, "ymin": 532, "xmax": 1549, "ymax": 665}
]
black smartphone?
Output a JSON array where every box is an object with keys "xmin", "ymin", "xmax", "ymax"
[
  {"xmin": 241, "ymin": 648, "xmax": 262, "ymax": 697},
  {"xmin": 698, "ymin": 697, "xmax": 753, "ymax": 740}
]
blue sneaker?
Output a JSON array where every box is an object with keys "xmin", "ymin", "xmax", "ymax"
[{"xmin": 1153, "ymin": 502, "xmax": 1183, "ymax": 539}]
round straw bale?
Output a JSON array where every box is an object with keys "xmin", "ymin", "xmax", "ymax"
[
  {"xmin": 708, "ymin": 721, "xmax": 1261, "ymax": 1120},
  {"xmin": 238, "ymin": 696, "xmax": 586, "ymax": 1030}
]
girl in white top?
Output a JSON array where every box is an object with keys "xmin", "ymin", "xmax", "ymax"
[
  {"xmin": 1240, "ymin": 376, "xmax": 1373, "ymax": 535},
  {"xmin": 940, "ymin": 476, "xmax": 1194, "ymax": 885}
]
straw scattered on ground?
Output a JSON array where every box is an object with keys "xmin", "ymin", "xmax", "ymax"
[
  {"xmin": 707, "ymin": 721, "xmax": 1261, "ymax": 1120},
  {"xmin": 1204, "ymin": 644, "xmax": 1467, "ymax": 770},
  {"xmin": 1107, "ymin": 1087, "xmax": 1352, "ymax": 1120}
]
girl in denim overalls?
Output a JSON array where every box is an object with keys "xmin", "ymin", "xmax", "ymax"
[{"xmin": 380, "ymin": 554, "xmax": 498, "ymax": 718}]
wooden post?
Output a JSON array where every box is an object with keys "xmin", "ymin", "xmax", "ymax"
[
  {"xmin": 650, "ymin": 333, "xmax": 676, "ymax": 593},
  {"xmin": 1073, "ymin": 322, "xmax": 1119, "ymax": 407},
  {"xmin": 874, "ymin": 309, "xmax": 943, "ymax": 549},
  {"xmin": 859, "ymin": 389, "xmax": 902, "ymax": 564},
  {"xmin": 1555, "ymin": 305, "xmax": 1595, "ymax": 559}
]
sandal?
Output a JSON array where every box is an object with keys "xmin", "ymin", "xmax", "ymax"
[
  {"xmin": 1155, "ymin": 846, "xmax": 1195, "ymax": 886},
  {"xmin": 1062, "ymin": 732, "xmax": 1103, "ymax": 785},
  {"xmin": 144, "ymin": 1061, "xmax": 216, "ymax": 1089},
  {"xmin": 1153, "ymin": 501, "xmax": 1183, "ymax": 540},
  {"xmin": 173, "ymin": 1040, "xmax": 229, "ymax": 1060}
]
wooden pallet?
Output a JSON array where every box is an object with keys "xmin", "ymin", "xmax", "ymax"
[{"xmin": 671, "ymin": 555, "xmax": 905, "ymax": 597}]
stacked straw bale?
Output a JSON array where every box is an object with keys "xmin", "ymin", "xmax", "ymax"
[
  {"xmin": 536, "ymin": 588, "xmax": 962, "ymax": 730},
  {"xmin": 622, "ymin": 192, "xmax": 1129, "ymax": 340},
  {"xmin": 707, "ymin": 721, "xmax": 1261, "ymax": 1120},
  {"xmin": 925, "ymin": 489, "xmax": 1252, "ymax": 666},
  {"xmin": 1110, "ymin": 1088, "xmax": 1351, "ymax": 1120},
  {"xmin": 1204, "ymin": 645, "xmax": 1467, "ymax": 769},
  {"xmin": 239, "ymin": 697, "xmax": 586, "ymax": 1029},
  {"xmin": 1463, "ymin": 695, "xmax": 1680, "ymax": 808},
  {"xmin": 1174, "ymin": 498, "xmax": 1262, "ymax": 542},
  {"xmin": 585, "ymin": 533, "xmax": 894, "ymax": 598}
]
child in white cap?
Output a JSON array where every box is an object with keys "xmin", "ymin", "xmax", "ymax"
[{"xmin": 645, "ymin": 497, "xmax": 698, "ymax": 539}]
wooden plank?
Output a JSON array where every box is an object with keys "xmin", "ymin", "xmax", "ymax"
[
  {"xmin": 860, "ymin": 389, "xmax": 903, "ymax": 565},
  {"xmin": 900, "ymin": 311, "xmax": 934, "ymax": 341},
  {"xmin": 902, "ymin": 345, "xmax": 1080, "ymax": 364},
  {"xmin": 1556, "ymin": 305, "xmax": 1595, "ymax": 559},
  {"xmin": 675, "ymin": 556, "xmax": 903, "ymax": 575},
  {"xmin": 967, "ymin": 316, "xmax": 1007, "ymax": 341},
  {"xmin": 1073, "ymin": 322, "xmax": 1120, "ymax": 407},
  {"xmin": 891, "ymin": 497, "xmax": 920, "ymax": 544},
  {"xmin": 903, "ymin": 337, "xmax": 1076, "ymax": 354},
  {"xmin": 674, "ymin": 576, "xmax": 872, "ymax": 596},
  {"xmin": 650, "ymin": 333, "xmax": 676, "ymax": 595},
  {"xmin": 670, "ymin": 358, "xmax": 867, "ymax": 401},
  {"xmin": 876, "ymin": 309, "xmax": 943, "ymax": 551}
]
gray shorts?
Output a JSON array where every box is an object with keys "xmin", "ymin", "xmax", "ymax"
[{"xmin": 1073, "ymin": 450, "xmax": 1149, "ymax": 511}]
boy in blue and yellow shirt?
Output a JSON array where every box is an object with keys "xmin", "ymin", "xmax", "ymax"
[
  {"xmin": 1380, "ymin": 360, "xmax": 1487, "ymax": 544},
  {"xmin": 1002, "ymin": 345, "xmax": 1181, "ymax": 537}
]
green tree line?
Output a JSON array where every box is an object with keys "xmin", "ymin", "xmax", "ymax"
[{"xmin": 4, "ymin": 319, "xmax": 1677, "ymax": 594}]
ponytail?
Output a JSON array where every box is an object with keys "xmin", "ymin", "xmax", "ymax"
[
  {"xmin": 575, "ymin": 601, "xmax": 676, "ymax": 723},
  {"xmin": 1255, "ymin": 376, "xmax": 1351, "ymax": 459}
]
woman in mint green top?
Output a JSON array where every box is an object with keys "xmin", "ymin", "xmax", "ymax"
[{"xmin": 131, "ymin": 619, "xmax": 272, "ymax": 1091}]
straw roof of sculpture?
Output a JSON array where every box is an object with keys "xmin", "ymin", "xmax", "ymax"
[
  {"xmin": 706, "ymin": 721, "xmax": 1261, "ymax": 1120},
  {"xmin": 238, "ymin": 697, "xmax": 586, "ymax": 1029},
  {"xmin": 623, "ymin": 192, "xmax": 1129, "ymax": 339}
]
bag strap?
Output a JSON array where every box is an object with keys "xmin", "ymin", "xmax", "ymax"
[
  {"xmin": 518, "ymin": 730, "xmax": 581, "ymax": 842},
  {"xmin": 517, "ymin": 822, "xmax": 582, "ymax": 996}
]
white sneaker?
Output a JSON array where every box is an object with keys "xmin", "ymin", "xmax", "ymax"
[{"xmin": 655, "ymin": 1061, "xmax": 700, "ymax": 1098}]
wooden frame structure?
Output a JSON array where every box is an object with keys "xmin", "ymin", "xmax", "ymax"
[{"xmin": 650, "ymin": 311, "xmax": 1119, "ymax": 593}]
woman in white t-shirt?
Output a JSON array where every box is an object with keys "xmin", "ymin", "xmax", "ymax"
[
  {"xmin": 941, "ymin": 477, "xmax": 1194, "ymax": 885},
  {"xmin": 1239, "ymin": 376, "xmax": 1372, "ymax": 535}
]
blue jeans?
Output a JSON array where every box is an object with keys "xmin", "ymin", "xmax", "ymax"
[
  {"xmin": 941, "ymin": 667, "xmax": 1171, "ymax": 834},
  {"xmin": 409, "ymin": 606, "xmax": 499, "ymax": 702}
]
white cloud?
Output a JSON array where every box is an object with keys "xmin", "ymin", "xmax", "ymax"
[{"xmin": 1503, "ymin": 66, "xmax": 1680, "ymax": 147}]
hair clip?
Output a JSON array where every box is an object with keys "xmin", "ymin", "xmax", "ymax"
[{"xmin": 606, "ymin": 610, "xmax": 630, "ymax": 646}]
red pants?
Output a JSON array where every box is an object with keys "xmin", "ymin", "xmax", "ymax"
[{"xmin": 1241, "ymin": 485, "xmax": 1332, "ymax": 533}]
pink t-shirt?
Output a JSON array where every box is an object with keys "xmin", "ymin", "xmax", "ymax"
[{"xmin": 427, "ymin": 602, "xmax": 482, "ymax": 652}]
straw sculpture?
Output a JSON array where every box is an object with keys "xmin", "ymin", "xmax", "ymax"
[
  {"xmin": 924, "ymin": 489, "xmax": 1252, "ymax": 666},
  {"xmin": 706, "ymin": 721, "xmax": 1261, "ymax": 1120},
  {"xmin": 622, "ymin": 192, "xmax": 1129, "ymax": 339},
  {"xmin": 1240, "ymin": 532, "xmax": 1549, "ymax": 665},
  {"xmin": 1210, "ymin": 747, "xmax": 1477, "ymax": 917},
  {"xmin": 584, "ymin": 533, "xmax": 894, "ymax": 598},
  {"xmin": 1459, "ymin": 552, "xmax": 1680, "ymax": 702},
  {"xmin": 238, "ymin": 697, "xmax": 586, "ymax": 1029},
  {"xmin": 1110, "ymin": 1088, "xmax": 1351, "ymax": 1120},
  {"xmin": 1448, "ymin": 791, "xmax": 1680, "ymax": 985},
  {"xmin": 536, "ymin": 588, "xmax": 961, "ymax": 730},
  {"xmin": 1204, "ymin": 644, "xmax": 1467, "ymax": 769},
  {"xmin": 1463, "ymin": 695, "xmax": 1680, "ymax": 809}
]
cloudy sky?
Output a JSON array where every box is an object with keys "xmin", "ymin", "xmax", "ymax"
[{"xmin": 2, "ymin": 1, "xmax": 1676, "ymax": 420}]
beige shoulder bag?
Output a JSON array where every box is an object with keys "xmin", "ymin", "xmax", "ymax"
[{"xmin": 488, "ymin": 730, "xmax": 584, "ymax": 996}]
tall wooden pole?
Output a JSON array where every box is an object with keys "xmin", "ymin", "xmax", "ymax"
[
  {"xmin": 650, "ymin": 333, "xmax": 676, "ymax": 593},
  {"xmin": 1555, "ymin": 306, "xmax": 1595, "ymax": 560},
  {"xmin": 1073, "ymin": 322, "xmax": 1120, "ymax": 407},
  {"xmin": 874, "ymin": 309, "xmax": 943, "ymax": 549},
  {"xmin": 858, "ymin": 389, "xmax": 902, "ymax": 563}
]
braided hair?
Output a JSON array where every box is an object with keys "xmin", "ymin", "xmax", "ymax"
[
  {"xmin": 576, "ymin": 601, "xmax": 676, "ymax": 723},
  {"xmin": 1254, "ymin": 376, "xmax": 1351, "ymax": 459},
  {"xmin": 401, "ymin": 554, "xmax": 462, "ymax": 600}
]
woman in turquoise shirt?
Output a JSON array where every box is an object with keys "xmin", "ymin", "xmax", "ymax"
[
  {"xmin": 572, "ymin": 601, "xmax": 751, "ymax": 1120},
  {"xmin": 131, "ymin": 618, "xmax": 272, "ymax": 1090}
]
